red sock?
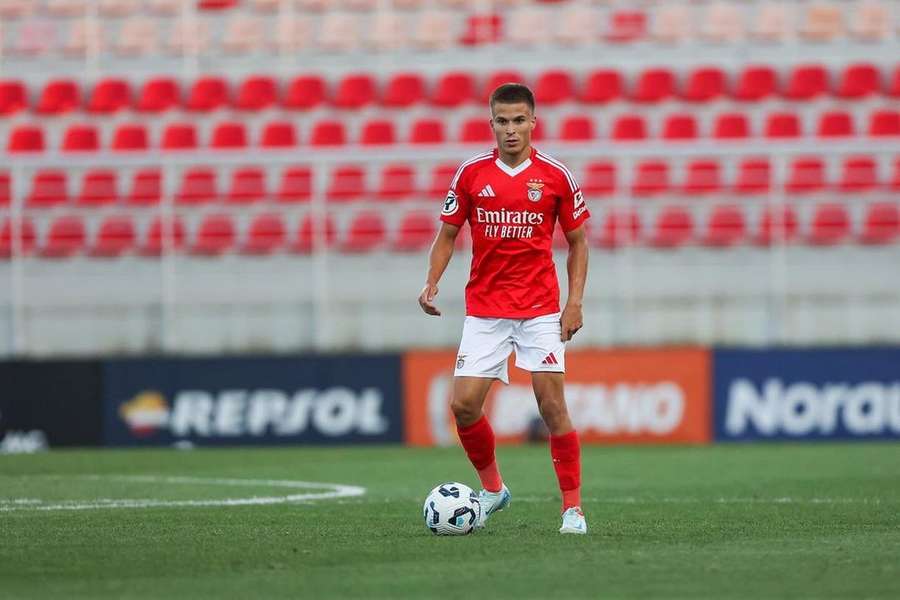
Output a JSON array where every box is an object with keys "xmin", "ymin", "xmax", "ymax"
[
  {"xmin": 457, "ymin": 416, "xmax": 503, "ymax": 492},
  {"xmin": 550, "ymin": 430, "xmax": 581, "ymax": 512}
]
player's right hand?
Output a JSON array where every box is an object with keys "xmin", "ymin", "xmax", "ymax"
[{"xmin": 418, "ymin": 283, "xmax": 441, "ymax": 316}]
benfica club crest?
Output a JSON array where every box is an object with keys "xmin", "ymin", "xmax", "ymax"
[{"xmin": 526, "ymin": 179, "xmax": 544, "ymax": 202}]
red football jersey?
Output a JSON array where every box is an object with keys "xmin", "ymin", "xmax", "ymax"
[{"xmin": 440, "ymin": 147, "xmax": 590, "ymax": 318}]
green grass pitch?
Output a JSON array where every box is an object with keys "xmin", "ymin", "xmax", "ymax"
[{"xmin": 1, "ymin": 444, "xmax": 898, "ymax": 599}]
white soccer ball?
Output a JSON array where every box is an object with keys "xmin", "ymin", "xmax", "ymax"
[{"xmin": 423, "ymin": 482, "xmax": 482, "ymax": 536}]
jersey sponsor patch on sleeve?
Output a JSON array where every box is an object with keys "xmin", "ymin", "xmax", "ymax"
[{"xmin": 442, "ymin": 190, "xmax": 459, "ymax": 216}]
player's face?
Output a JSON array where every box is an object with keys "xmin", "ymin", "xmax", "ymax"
[{"xmin": 490, "ymin": 102, "xmax": 535, "ymax": 158}]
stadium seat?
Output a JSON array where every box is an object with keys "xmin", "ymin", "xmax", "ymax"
[
  {"xmin": 850, "ymin": 0, "xmax": 889, "ymax": 41},
  {"xmin": 376, "ymin": 164, "xmax": 418, "ymax": 201},
  {"xmin": 0, "ymin": 80, "xmax": 28, "ymax": 115},
  {"xmin": 226, "ymin": 168, "xmax": 267, "ymax": 204},
  {"xmin": 290, "ymin": 212, "xmax": 337, "ymax": 253},
  {"xmin": 310, "ymin": 120, "xmax": 347, "ymax": 146},
  {"xmin": 7, "ymin": 125, "xmax": 45, "ymax": 153},
  {"xmin": 887, "ymin": 66, "xmax": 900, "ymax": 98},
  {"xmin": 554, "ymin": 5, "xmax": 596, "ymax": 46},
  {"xmin": 891, "ymin": 159, "xmax": 900, "ymax": 192},
  {"xmin": 191, "ymin": 214, "xmax": 236, "ymax": 256},
  {"xmin": 382, "ymin": 73, "xmax": 426, "ymax": 108},
  {"xmin": 242, "ymin": 213, "xmax": 286, "ymax": 255},
  {"xmin": 859, "ymin": 202, "xmax": 900, "ymax": 245},
  {"xmin": 681, "ymin": 67, "xmax": 727, "ymax": 102},
  {"xmin": 116, "ymin": 18, "xmax": 159, "ymax": 56},
  {"xmin": 604, "ymin": 10, "xmax": 647, "ymax": 43},
  {"xmin": 112, "ymin": 123, "xmax": 149, "ymax": 152},
  {"xmin": 176, "ymin": 168, "xmax": 218, "ymax": 205},
  {"xmin": 41, "ymin": 215, "xmax": 86, "ymax": 258},
  {"xmin": 260, "ymin": 121, "xmax": 297, "ymax": 148},
  {"xmin": 36, "ymin": 79, "xmax": 81, "ymax": 114},
  {"xmin": 64, "ymin": 18, "xmax": 106, "ymax": 57},
  {"xmin": 611, "ymin": 114, "xmax": 647, "ymax": 141},
  {"xmin": 411, "ymin": 10, "xmax": 455, "ymax": 50},
  {"xmin": 683, "ymin": 160, "xmax": 722, "ymax": 194},
  {"xmin": 366, "ymin": 11, "xmax": 407, "ymax": 51},
  {"xmin": 88, "ymin": 78, "xmax": 131, "ymax": 113},
  {"xmin": 410, "ymin": 119, "xmax": 446, "ymax": 144},
  {"xmin": 341, "ymin": 211, "xmax": 386, "ymax": 253},
  {"xmin": 868, "ymin": 110, "xmax": 900, "ymax": 137},
  {"xmin": 459, "ymin": 13, "xmax": 503, "ymax": 46},
  {"xmin": 392, "ymin": 211, "xmax": 436, "ymax": 252},
  {"xmin": 816, "ymin": 111, "xmax": 855, "ymax": 138},
  {"xmin": 428, "ymin": 164, "xmax": 457, "ymax": 197},
  {"xmin": 327, "ymin": 166, "xmax": 367, "ymax": 202},
  {"xmin": 652, "ymin": 4, "xmax": 689, "ymax": 45},
  {"xmin": 0, "ymin": 0, "xmax": 36, "ymax": 18},
  {"xmin": 836, "ymin": 63, "xmax": 881, "ymax": 99},
  {"xmin": 126, "ymin": 169, "xmax": 162, "ymax": 206},
  {"xmin": 799, "ymin": 2, "xmax": 843, "ymax": 42},
  {"xmin": 733, "ymin": 65, "xmax": 778, "ymax": 102},
  {"xmin": 360, "ymin": 119, "xmax": 397, "ymax": 146},
  {"xmin": 14, "ymin": 19, "xmax": 57, "ymax": 56},
  {"xmin": 755, "ymin": 205, "xmax": 799, "ymax": 245},
  {"xmin": 319, "ymin": 12, "xmax": 360, "ymax": 52},
  {"xmin": 276, "ymin": 167, "xmax": 312, "ymax": 203},
  {"xmin": 91, "ymin": 215, "xmax": 136, "ymax": 257},
  {"xmin": 166, "ymin": 18, "xmax": 211, "ymax": 56},
  {"xmin": 786, "ymin": 157, "xmax": 827, "ymax": 193},
  {"xmin": 650, "ymin": 206, "xmax": 693, "ymax": 248},
  {"xmin": 595, "ymin": 208, "xmax": 641, "ymax": 248},
  {"xmin": 632, "ymin": 160, "xmax": 670, "ymax": 196},
  {"xmin": 431, "ymin": 72, "xmax": 476, "ymax": 107},
  {"xmin": 559, "ymin": 116, "xmax": 595, "ymax": 142},
  {"xmin": 808, "ymin": 203, "xmax": 851, "ymax": 245},
  {"xmin": 333, "ymin": 74, "xmax": 377, "ymax": 110},
  {"xmin": 27, "ymin": 170, "xmax": 68, "ymax": 208},
  {"xmin": 0, "ymin": 173, "xmax": 9, "ymax": 207},
  {"xmin": 661, "ymin": 114, "xmax": 698, "ymax": 140},
  {"xmin": 580, "ymin": 69, "xmax": 623, "ymax": 104},
  {"xmin": 186, "ymin": 77, "xmax": 230, "ymax": 112},
  {"xmin": 784, "ymin": 64, "xmax": 829, "ymax": 100},
  {"xmin": 702, "ymin": 204, "xmax": 747, "ymax": 247},
  {"xmin": 631, "ymin": 68, "xmax": 676, "ymax": 103},
  {"xmin": 140, "ymin": 215, "xmax": 186, "ymax": 256},
  {"xmin": 136, "ymin": 78, "xmax": 180, "ymax": 112},
  {"xmin": 235, "ymin": 76, "xmax": 278, "ymax": 111},
  {"xmin": 459, "ymin": 117, "xmax": 493, "ymax": 144},
  {"xmin": 764, "ymin": 112, "xmax": 802, "ymax": 138},
  {"xmin": 100, "ymin": 0, "xmax": 137, "ymax": 17},
  {"xmin": 161, "ymin": 123, "xmax": 198, "ymax": 150},
  {"xmin": 701, "ymin": 1, "xmax": 743, "ymax": 43},
  {"xmin": 508, "ymin": 7, "xmax": 546, "ymax": 47},
  {"xmin": 62, "ymin": 124, "xmax": 100, "ymax": 152},
  {"xmin": 837, "ymin": 157, "xmax": 878, "ymax": 192},
  {"xmin": 210, "ymin": 122, "xmax": 248, "ymax": 149},
  {"xmin": 0, "ymin": 217, "xmax": 37, "ymax": 258},
  {"xmin": 272, "ymin": 13, "xmax": 314, "ymax": 53},
  {"xmin": 581, "ymin": 161, "xmax": 616, "ymax": 197},
  {"xmin": 713, "ymin": 113, "xmax": 751, "ymax": 139},
  {"xmin": 76, "ymin": 170, "xmax": 118, "ymax": 206},
  {"xmin": 534, "ymin": 70, "xmax": 575, "ymax": 105},
  {"xmin": 283, "ymin": 75, "xmax": 327, "ymax": 110},
  {"xmin": 482, "ymin": 70, "xmax": 526, "ymax": 101},
  {"xmin": 734, "ymin": 159, "xmax": 771, "ymax": 195},
  {"xmin": 222, "ymin": 15, "xmax": 264, "ymax": 54}
]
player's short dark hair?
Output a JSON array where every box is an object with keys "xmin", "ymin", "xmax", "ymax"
[{"xmin": 490, "ymin": 83, "xmax": 535, "ymax": 113}]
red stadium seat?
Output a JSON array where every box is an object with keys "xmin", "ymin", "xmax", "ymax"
[
  {"xmin": 260, "ymin": 121, "xmax": 297, "ymax": 148},
  {"xmin": 41, "ymin": 215, "xmax": 86, "ymax": 258},
  {"xmin": 888, "ymin": 65, "xmax": 900, "ymax": 97},
  {"xmin": 210, "ymin": 122, "xmax": 248, "ymax": 149},
  {"xmin": 713, "ymin": 112, "xmax": 750, "ymax": 139},
  {"xmin": 382, "ymin": 72, "xmax": 426, "ymax": 108},
  {"xmin": 392, "ymin": 211, "xmax": 436, "ymax": 252},
  {"xmin": 276, "ymin": 167, "xmax": 312, "ymax": 203},
  {"xmin": 62, "ymin": 124, "xmax": 100, "ymax": 152},
  {"xmin": 88, "ymin": 78, "xmax": 132, "ymax": 113},
  {"xmin": 459, "ymin": 117, "xmax": 493, "ymax": 144},
  {"xmin": 126, "ymin": 169, "xmax": 162, "ymax": 206},
  {"xmin": 868, "ymin": 110, "xmax": 900, "ymax": 137},
  {"xmin": 7, "ymin": 125, "xmax": 45, "ymax": 153},
  {"xmin": 186, "ymin": 76, "xmax": 230, "ymax": 112},
  {"xmin": 808, "ymin": 203, "xmax": 850, "ymax": 245},
  {"xmin": 431, "ymin": 72, "xmax": 476, "ymax": 107},
  {"xmin": 427, "ymin": 164, "xmax": 457, "ymax": 197},
  {"xmin": 409, "ymin": 118, "xmax": 445, "ymax": 144},
  {"xmin": 836, "ymin": 63, "xmax": 880, "ymax": 99},
  {"xmin": 91, "ymin": 215, "xmax": 136, "ymax": 257},
  {"xmin": 595, "ymin": 209, "xmax": 641, "ymax": 248},
  {"xmin": 559, "ymin": 116, "xmax": 595, "ymax": 141},
  {"xmin": 226, "ymin": 168, "xmax": 266, "ymax": 204},
  {"xmin": 327, "ymin": 166, "xmax": 366, "ymax": 202},
  {"xmin": 734, "ymin": 158, "xmax": 771, "ymax": 195},
  {"xmin": 310, "ymin": 120, "xmax": 346, "ymax": 146},
  {"xmin": 360, "ymin": 119, "xmax": 397, "ymax": 146},
  {"xmin": 76, "ymin": 170, "xmax": 118, "ymax": 206},
  {"xmin": 140, "ymin": 216, "xmax": 186, "ymax": 256},
  {"xmin": 702, "ymin": 205, "xmax": 746, "ymax": 247},
  {"xmin": 0, "ymin": 217, "xmax": 37, "ymax": 258},
  {"xmin": 176, "ymin": 167, "xmax": 218, "ymax": 205},
  {"xmin": 755, "ymin": 205, "xmax": 799, "ymax": 246},
  {"xmin": 376, "ymin": 164, "xmax": 417, "ymax": 201},
  {"xmin": 0, "ymin": 172, "xmax": 8, "ymax": 206},
  {"xmin": 235, "ymin": 75, "xmax": 278, "ymax": 111},
  {"xmin": 632, "ymin": 160, "xmax": 670, "ymax": 196},
  {"xmin": 661, "ymin": 113, "xmax": 697, "ymax": 140},
  {"xmin": 341, "ymin": 211, "xmax": 386, "ymax": 253},
  {"xmin": 859, "ymin": 202, "xmax": 900, "ymax": 245},
  {"xmin": 683, "ymin": 160, "xmax": 722, "ymax": 194},
  {"xmin": 459, "ymin": 13, "xmax": 503, "ymax": 46},
  {"xmin": 290, "ymin": 213, "xmax": 337, "ymax": 253},
  {"xmin": 837, "ymin": 156, "xmax": 878, "ymax": 192},
  {"xmin": 783, "ymin": 64, "xmax": 829, "ymax": 100},
  {"xmin": 582, "ymin": 161, "xmax": 616, "ymax": 197},
  {"xmin": 733, "ymin": 65, "xmax": 777, "ymax": 101},
  {"xmin": 681, "ymin": 67, "xmax": 726, "ymax": 102},
  {"xmin": 631, "ymin": 68, "xmax": 675, "ymax": 103},
  {"xmin": 283, "ymin": 75, "xmax": 327, "ymax": 110},
  {"xmin": 112, "ymin": 123, "xmax": 149, "ymax": 151},
  {"xmin": 161, "ymin": 123, "xmax": 198, "ymax": 150},
  {"xmin": 816, "ymin": 111, "xmax": 854, "ymax": 138},
  {"xmin": 786, "ymin": 157, "xmax": 826, "ymax": 194},
  {"xmin": 764, "ymin": 112, "xmax": 802, "ymax": 138},
  {"xmin": 649, "ymin": 206, "xmax": 693, "ymax": 248},
  {"xmin": 580, "ymin": 69, "xmax": 623, "ymax": 104},
  {"xmin": 333, "ymin": 73, "xmax": 376, "ymax": 109},
  {"xmin": 242, "ymin": 213, "xmax": 286, "ymax": 255},
  {"xmin": 534, "ymin": 70, "xmax": 575, "ymax": 105},
  {"xmin": 0, "ymin": 80, "xmax": 28, "ymax": 115},
  {"xmin": 482, "ymin": 70, "xmax": 526, "ymax": 101},
  {"xmin": 611, "ymin": 114, "xmax": 647, "ymax": 141},
  {"xmin": 136, "ymin": 77, "xmax": 181, "ymax": 112},
  {"xmin": 191, "ymin": 213, "xmax": 236, "ymax": 255},
  {"xmin": 605, "ymin": 10, "xmax": 647, "ymax": 43},
  {"xmin": 891, "ymin": 158, "xmax": 900, "ymax": 192},
  {"xmin": 27, "ymin": 170, "xmax": 68, "ymax": 207},
  {"xmin": 36, "ymin": 79, "xmax": 81, "ymax": 114}
]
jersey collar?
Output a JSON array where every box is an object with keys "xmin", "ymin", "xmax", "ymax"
[{"xmin": 493, "ymin": 147, "xmax": 535, "ymax": 178}]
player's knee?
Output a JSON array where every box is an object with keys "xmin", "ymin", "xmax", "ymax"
[{"xmin": 450, "ymin": 395, "xmax": 480, "ymax": 426}]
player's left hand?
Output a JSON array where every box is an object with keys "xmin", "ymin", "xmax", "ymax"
[{"xmin": 560, "ymin": 303, "xmax": 583, "ymax": 341}]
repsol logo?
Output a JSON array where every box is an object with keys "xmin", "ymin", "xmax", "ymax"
[{"xmin": 725, "ymin": 379, "xmax": 900, "ymax": 436}]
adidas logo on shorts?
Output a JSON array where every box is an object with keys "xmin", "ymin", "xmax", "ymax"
[{"xmin": 541, "ymin": 353, "xmax": 559, "ymax": 366}]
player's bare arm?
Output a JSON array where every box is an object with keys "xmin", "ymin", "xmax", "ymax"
[
  {"xmin": 561, "ymin": 224, "xmax": 588, "ymax": 341},
  {"xmin": 419, "ymin": 222, "xmax": 460, "ymax": 316}
]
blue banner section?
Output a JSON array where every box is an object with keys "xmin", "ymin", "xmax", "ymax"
[
  {"xmin": 103, "ymin": 356, "xmax": 403, "ymax": 446},
  {"xmin": 713, "ymin": 348, "xmax": 900, "ymax": 441}
]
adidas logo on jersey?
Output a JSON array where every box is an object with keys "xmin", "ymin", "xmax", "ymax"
[
  {"xmin": 541, "ymin": 353, "xmax": 559, "ymax": 366},
  {"xmin": 477, "ymin": 185, "xmax": 496, "ymax": 198}
]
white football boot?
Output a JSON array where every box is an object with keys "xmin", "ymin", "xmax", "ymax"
[
  {"xmin": 559, "ymin": 507, "xmax": 587, "ymax": 535},
  {"xmin": 474, "ymin": 484, "xmax": 511, "ymax": 529}
]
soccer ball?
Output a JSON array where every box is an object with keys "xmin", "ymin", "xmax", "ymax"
[{"xmin": 423, "ymin": 482, "xmax": 481, "ymax": 536}]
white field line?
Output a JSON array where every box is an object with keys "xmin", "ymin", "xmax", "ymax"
[
  {"xmin": 328, "ymin": 496, "xmax": 892, "ymax": 506},
  {"xmin": 0, "ymin": 475, "xmax": 365, "ymax": 512}
]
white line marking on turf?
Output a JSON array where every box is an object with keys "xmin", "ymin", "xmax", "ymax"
[
  {"xmin": 0, "ymin": 475, "xmax": 365, "ymax": 512},
  {"xmin": 508, "ymin": 496, "xmax": 889, "ymax": 505}
]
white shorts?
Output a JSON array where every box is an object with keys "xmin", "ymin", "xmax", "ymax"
[{"xmin": 454, "ymin": 312, "xmax": 565, "ymax": 384}]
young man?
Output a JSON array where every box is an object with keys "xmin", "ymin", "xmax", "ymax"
[{"xmin": 417, "ymin": 83, "xmax": 590, "ymax": 534}]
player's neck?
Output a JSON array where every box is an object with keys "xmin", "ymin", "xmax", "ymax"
[{"xmin": 497, "ymin": 145, "xmax": 532, "ymax": 169}]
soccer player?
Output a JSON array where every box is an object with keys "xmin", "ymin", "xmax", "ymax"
[{"xmin": 417, "ymin": 83, "xmax": 590, "ymax": 535}]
